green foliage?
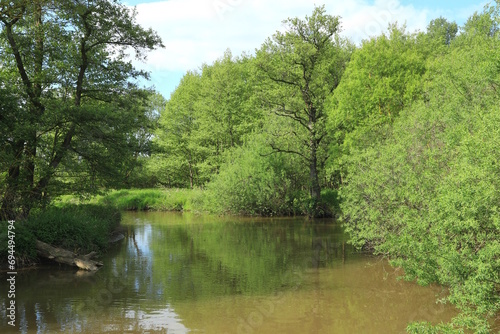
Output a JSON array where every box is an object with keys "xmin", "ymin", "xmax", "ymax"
[
  {"xmin": 25, "ymin": 204, "xmax": 121, "ymax": 254},
  {"xmin": 341, "ymin": 5, "xmax": 500, "ymax": 331},
  {"xmin": 0, "ymin": 203, "xmax": 121, "ymax": 268},
  {"xmin": 151, "ymin": 52, "xmax": 262, "ymax": 188},
  {"xmin": 255, "ymin": 5, "xmax": 353, "ymax": 211},
  {"xmin": 203, "ymin": 134, "xmax": 308, "ymax": 216},
  {"xmin": 406, "ymin": 322, "xmax": 459, "ymax": 334},
  {"xmin": 0, "ymin": 222, "xmax": 37, "ymax": 266},
  {"xmin": 0, "ymin": 0, "xmax": 163, "ymax": 219},
  {"xmin": 426, "ymin": 17, "xmax": 458, "ymax": 46},
  {"xmin": 328, "ymin": 24, "xmax": 427, "ymax": 154},
  {"xmin": 99, "ymin": 188, "xmax": 202, "ymax": 212}
]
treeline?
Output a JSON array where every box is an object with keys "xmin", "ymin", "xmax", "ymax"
[
  {"xmin": 138, "ymin": 7, "xmax": 353, "ymax": 216},
  {"xmin": 139, "ymin": 4, "xmax": 499, "ymax": 331}
]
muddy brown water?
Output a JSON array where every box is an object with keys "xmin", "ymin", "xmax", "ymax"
[{"xmin": 0, "ymin": 212, "xmax": 457, "ymax": 333}]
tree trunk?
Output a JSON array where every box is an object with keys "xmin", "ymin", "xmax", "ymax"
[
  {"xmin": 309, "ymin": 111, "xmax": 321, "ymax": 206},
  {"xmin": 21, "ymin": 133, "xmax": 37, "ymax": 218},
  {"xmin": 0, "ymin": 148, "xmax": 22, "ymax": 220},
  {"xmin": 309, "ymin": 154, "xmax": 321, "ymax": 203},
  {"xmin": 35, "ymin": 240, "xmax": 103, "ymax": 271}
]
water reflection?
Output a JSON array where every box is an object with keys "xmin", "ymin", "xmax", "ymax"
[{"xmin": 0, "ymin": 212, "xmax": 456, "ymax": 333}]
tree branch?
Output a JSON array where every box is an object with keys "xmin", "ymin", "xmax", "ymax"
[
  {"xmin": 260, "ymin": 143, "xmax": 310, "ymax": 162},
  {"xmin": 3, "ymin": 18, "xmax": 44, "ymax": 112}
]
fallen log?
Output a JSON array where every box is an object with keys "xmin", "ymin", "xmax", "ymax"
[{"xmin": 35, "ymin": 240, "xmax": 103, "ymax": 271}]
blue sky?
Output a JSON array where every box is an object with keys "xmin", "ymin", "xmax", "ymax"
[{"xmin": 122, "ymin": 0, "xmax": 488, "ymax": 99}]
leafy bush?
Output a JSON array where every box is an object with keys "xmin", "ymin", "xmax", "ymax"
[
  {"xmin": 341, "ymin": 24, "xmax": 500, "ymax": 333},
  {"xmin": 203, "ymin": 136, "xmax": 308, "ymax": 216}
]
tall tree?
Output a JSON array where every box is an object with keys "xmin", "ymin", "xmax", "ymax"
[
  {"xmin": 328, "ymin": 24, "xmax": 427, "ymax": 159},
  {"xmin": 152, "ymin": 52, "xmax": 262, "ymax": 188},
  {"xmin": 153, "ymin": 71, "xmax": 204, "ymax": 188},
  {"xmin": 255, "ymin": 5, "xmax": 352, "ymax": 215},
  {"xmin": 426, "ymin": 17, "xmax": 458, "ymax": 46},
  {"xmin": 0, "ymin": 0, "xmax": 163, "ymax": 219}
]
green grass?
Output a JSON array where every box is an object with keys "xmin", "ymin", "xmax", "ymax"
[
  {"xmin": 26, "ymin": 204, "xmax": 121, "ymax": 253},
  {"xmin": 98, "ymin": 188, "xmax": 203, "ymax": 212},
  {"xmin": 0, "ymin": 222, "xmax": 37, "ymax": 267},
  {"xmin": 0, "ymin": 204, "xmax": 121, "ymax": 268},
  {"xmin": 54, "ymin": 187, "xmax": 340, "ymax": 217}
]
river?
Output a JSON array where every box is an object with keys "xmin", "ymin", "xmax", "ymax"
[{"xmin": 0, "ymin": 212, "xmax": 456, "ymax": 333}]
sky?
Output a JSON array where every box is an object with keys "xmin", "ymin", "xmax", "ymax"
[{"xmin": 122, "ymin": 0, "xmax": 488, "ymax": 99}]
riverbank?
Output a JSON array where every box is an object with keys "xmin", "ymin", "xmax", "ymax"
[
  {"xmin": 58, "ymin": 188, "xmax": 340, "ymax": 217},
  {"xmin": 0, "ymin": 204, "xmax": 121, "ymax": 270},
  {"xmin": 1, "ymin": 187, "xmax": 337, "ymax": 271}
]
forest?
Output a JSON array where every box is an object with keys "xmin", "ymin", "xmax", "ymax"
[{"xmin": 1, "ymin": 0, "xmax": 500, "ymax": 332}]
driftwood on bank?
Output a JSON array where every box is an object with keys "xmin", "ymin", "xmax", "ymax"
[{"xmin": 35, "ymin": 240, "xmax": 103, "ymax": 271}]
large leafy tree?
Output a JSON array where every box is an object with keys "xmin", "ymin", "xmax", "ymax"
[
  {"xmin": 325, "ymin": 25, "xmax": 428, "ymax": 190},
  {"xmin": 0, "ymin": 0, "xmax": 163, "ymax": 219},
  {"xmin": 328, "ymin": 24, "xmax": 427, "ymax": 153},
  {"xmin": 152, "ymin": 71, "xmax": 204, "ymax": 188},
  {"xmin": 426, "ymin": 16, "xmax": 458, "ymax": 46},
  {"xmin": 255, "ymin": 6, "xmax": 352, "ymax": 215},
  {"xmin": 152, "ymin": 51, "xmax": 261, "ymax": 188}
]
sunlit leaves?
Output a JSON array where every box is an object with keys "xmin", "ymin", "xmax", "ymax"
[{"xmin": 341, "ymin": 4, "xmax": 500, "ymax": 331}]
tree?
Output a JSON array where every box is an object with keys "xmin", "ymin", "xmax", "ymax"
[
  {"xmin": 325, "ymin": 24, "xmax": 428, "ymax": 191},
  {"xmin": 0, "ymin": 0, "xmax": 163, "ymax": 219},
  {"xmin": 153, "ymin": 71, "xmax": 204, "ymax": 188},
  {"xmin": 152, "ymin": 51, "xmax": 262, "ymax": 188},
  {"xmin": 121, "ymin": 92, "xmax": 166, "ymax": 188},
  {"xmin": 329, "ymin": 24, "xmax": 427, "ymax": 151},
  {"xmin": 255, "ymin": 6, "xmax": 352, "ymax": 215},
  {"xmin": 426, "ymin": 17, "xmax": 458, "ymax": 46},
  {"xmin": 203, "ymin": 130, "xmax": 308, "ymax": 216}
]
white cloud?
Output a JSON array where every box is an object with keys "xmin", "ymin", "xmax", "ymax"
[{"xmin": 129, "ymin": 0, "xmax": 434, "ymax": 73}]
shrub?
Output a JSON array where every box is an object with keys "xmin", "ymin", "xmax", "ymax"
[
  {"xmin": 203, "ymin": 137, "xmax": 308, "ymax": 216},
  {"xmin": 341, "ymin": 30, "xmax": 500, "ymax": 332}
]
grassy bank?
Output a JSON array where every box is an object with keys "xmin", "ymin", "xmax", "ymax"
[
  {"xmin": 0, "ymin": 204, "xmax": 121, "ymax": 268},
  {"xmin": 1, "ymin": 187, "xmax": 337, "ymax": 269},
  {"xmin": 97, "ymin": 188, "xmax": 203, "ymax": 212},
  {"xmin": 76, "ymin": 188, "xmax": 340, "ymax": 217}
]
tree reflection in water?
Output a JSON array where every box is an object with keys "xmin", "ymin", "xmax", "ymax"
[{"xmin": 0, "ymin": 212, "xmax": 456, "ymax": 333}]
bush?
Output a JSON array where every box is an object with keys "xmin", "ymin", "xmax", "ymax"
[
  {"xmin": 202, "ymin": 137, "xmax": 308, "ymax": 216},
  {"xmin": 341, "ymin": 29, "xmax": 500, "ymax": 333}
]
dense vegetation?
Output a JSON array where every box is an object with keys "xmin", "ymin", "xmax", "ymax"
[
  {"xmin": 0, "ymin": 0, "xmax": 163, "ymax": 220},
  {"xmin": 0, "ymin": 204, "xmax": 121, "ymax": 266},
  {"xmin": 2, "ymin": 0, "xmax": 500, "ymax": 332},
  {"xmin": 341, "ymin": 8, "xmax": 500, "ymax": 332}
]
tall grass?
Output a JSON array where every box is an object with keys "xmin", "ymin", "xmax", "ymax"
[
  {"xmin": 0, "ymin": 204, "xmax": 121, "ymax": 268},
  {"xmin": 26, "ymin": 204, "xmax": 121, "ymax": 254},
  {"xmin": 98, "ymin": 188, "xmax": 203, "ymax": 212},
  {"xmin": 54, "ymin": 187, "xmax": 340, "ymax": 217}
]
